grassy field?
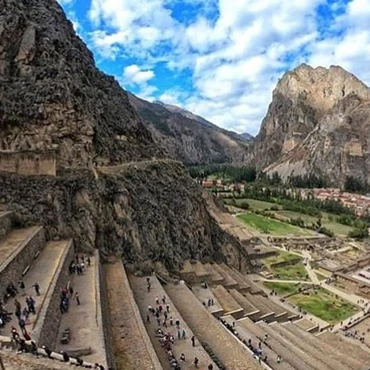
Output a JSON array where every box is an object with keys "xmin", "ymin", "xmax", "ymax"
[
  {"xmin": 225, "ymin": 198, "xmax": 281, "ymax": 211},
  {"xmin": 275, "ymin": 210, "xmax": 353, "ymax": 237},
  {"xmin": 263, "ymin": 250, "xmax": 302, "ymax": 267},
  {"xmin": 289, "ymin": 288, "xmax": 359, "ymax": 324},
  {"xmin": 271, "ymin": 264, "xmax": 308, "ymax": 280},
  {"xmin": 262, "ymin": 250, "xmax": 308, "ymax": 280},
  {"xmin": 263, "ymin": 281, "xmax": 301, "ymax": 296},
  {"xmin": 236, "ymin": 212, "xmax": 311, "ymax": 236}
]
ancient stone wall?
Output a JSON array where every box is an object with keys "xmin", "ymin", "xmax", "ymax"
[
  {"xmin": 0, "ymin": 227, "xmax": 45, "ymax": 298},
  {"xmin": 33, "ymin": 240, "xmax": 74, "ymax": 348},
  {"xmin": 0, "ymin": 150, "xmax": 56, "ymax": 176},
  {"xmin": 0, "ymin": 211, "xmax": 12, "ymax": 238},
  {"xmin": 96, "ymin": 252, "xmax": 116, "ymax": 369}
]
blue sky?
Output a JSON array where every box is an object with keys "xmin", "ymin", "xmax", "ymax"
[{"xmin": 58, "ymin": 0, "xmax": 370, "ymax": 135}]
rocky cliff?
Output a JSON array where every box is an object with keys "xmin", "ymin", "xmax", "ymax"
[
  {"xmin": 0, "ymin": 0, "xmax": 162, "ymax": 168},
  {"xmin": 248, "ymin": 64, "xmax": 370, "ymax": 184},
  {"xmin": 0, "ymin": 0, "xmax": 247, "ymax": 271},
  {"xmin": 129, "ymin": 93, "xmax": 249, "ymax": 165}
]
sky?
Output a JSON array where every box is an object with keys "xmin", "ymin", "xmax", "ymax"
[{"xmin": 58, "ymin": 0, "xmax": 370, "ymax": 135}]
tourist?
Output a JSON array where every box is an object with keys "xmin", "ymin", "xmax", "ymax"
[
  {"xmin": 175, "ymin": 319, "xmax": 180, "ymax": 328},
  {"xmin": 147, "ymin": 314, "xmax": 150, "ymax": 323},
  {"xmin": 169, "ymin": 316, "xmax": 173, "ymax": 325},
  {"xmin": 18, "ymin": 280, "xmax": 25, "ymax": 295},
  {"xmin": 76, "ymin": 357, "xmax": 84, "ymax": 366},
  {"xmin": 208, "ymin": 364, "xmax": 213, "ymax": 370},
  {"xmin": 166, "ymin": 304, "xmax": 170, "ymax": 312},
  {"xmin": 162, "ymin": 295, "xmax": 166, "ymax": 304},
  {"xmin": 180, "ymin": 353, "xmax": 186, "ymax": 362},
  {"xmin": 42, "ymin": 345, "xmax": 52, "ymax": 358},
  {"xmin": 191, "ymin": 335, "xmax": 195, "ymax": 347},
  {"xmin": 182, "ymin": 329, "xmax": 186, "ymax": 339},
  {"xmin": 76, "ymin": 292, "xmax": 80, "ymax": 305},
  {"xmin": 27, "ymin": 296, "xmax": 36, "ymax": 314},
  {"xmin": 87, "ymin": 257, "xmax": 91, "ymax": 266},
  {"xmin": 30, "ymin": 341, "xmax": 38, "ymax": 356},
  {"xmin": 14, "ymin": 298, "xmax": 21, "ymax": 311},
  {"xmin": 18, "ymin": 317, "xmax": 26, "ymax": 334},
  {"xmin": 33, "ymin": 282, "xmax": 40, "ymax": 296},
  {"xmin": 156, "ymin": 317, "xmax": 161, "ymax": 326},
  {"xmin": 193, "ymin": 357, "xmax": 199, "ymax": 368},
  {"xmin": 277, "ymin": 355, "xmax": 282, "ymax": 363},
  {"xmin": 155, "ymin": 296, "xmax": 159, "ymax": 305}
]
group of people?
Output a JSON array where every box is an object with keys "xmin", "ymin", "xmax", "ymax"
[
  {"xmin": 69, "ymin": 254, "xmax": 91, "ymax": 275},
  {"xmin": 219, "ymin": 317, "xmax": 283, "ymax": 365},
  {"xmin": 146, "ymin": 277, "xmax": 214, "ymax": 369}
]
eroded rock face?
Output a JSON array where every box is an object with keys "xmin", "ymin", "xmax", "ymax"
[
  {"xmin": 248, "ymin": 64, "xmax": 370, "ymax": 184},
  {"xmin": 129, "ymin": 93, "xmax": 249, "ymax": 165},
  {"xmin": 0, "ymin": 161, "xmax": 243, "ymax": 271},
  {"xmin": 0, "ymin": 0, "xmax": 162, "ymax": 168},
  {"xmin": 0, "ymin": 0, "xmax": 247, "ymax": 270}
]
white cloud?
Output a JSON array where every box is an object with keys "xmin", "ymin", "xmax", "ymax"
[
  {"xmin": 83, "ymin": 0, "xmax": 370, "ymax": 135},
  {"xmin": 123, "ymin": 64, "xmax": 155, "ymax": 85}
]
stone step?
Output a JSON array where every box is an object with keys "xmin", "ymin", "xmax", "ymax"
[
  {"xmin": 244, "ymin": 293, "xmax": 275, "ymax": 321},
  {"xmin": 256, "ymin": 297, "xmax": 289, "ymax": 322},
  {"xmin": 239, "ymin": 317, "xmax": 315, "ymax": 370},
  {"xmin": 240, "ymin": 274, "xmax": 264, "ymax": 295},
  {"xmin": 317, "ymin": 331, "xmax": 370, "ymax": 364},
  {"xmin": 0, "ymin": 226, "xmax": 45, "ymax": 299},
  {"xmin": 0, "ymin": 211, "xmax": 13, "ymax": 238},
  {"xmin": 219, "ymin": 263, "xmax": 250, "ymax": 292},
  {"xmin": 222, "ymin": 316, "xmax": 297, "ymax": 370},
  {"xmin": 271, "ymin": 322, "xmax": 349, "ymax": 370},
  {"xmin": 294, "ymin": 318, "xmax": 319, "ymax": 332},
  {"xmin": 228, "ymin": 289, "xmax": 261, "ymax": 320},
  {"xmin": 28, "ymin": 240, "xmax": 74, "ymax": 348},
  {"xmin": 212, "ymin": 264, "xmax": 238, "ymax": 289},
  {"xmin": 284, "ymin": 322, "xmax": 364, "ymax": 369},
  {"xmin": 211, "ymin": 285, "xmax": 244, "ymax": 319},
  {"xmin": 55, "ymin": 251, "xmax": 111, "ymax": 368},
  {"xmin": 164, "ymin": 281, "xmax": 262, "ymax": 370},
  {"xmin": 192, "ymin": 261, "xmax": 212, "ymax": 282},
  {"xmin": 203, "ymin": 263, "xmax": 225, "ymax": 285},
  {"xmin": 129, "ymin": 273, "xmax": 217, "ymax": 369},
  {"xmin": 258, "ymin": 321, "xmax": 322, "ymax": 370},
  {"xmin": 104, "ymin": 261, "xmax": 162, "ymax": 370},
  {"xmin": 4, "ymin": 239, "xmax": 73, "ymax": 347}
]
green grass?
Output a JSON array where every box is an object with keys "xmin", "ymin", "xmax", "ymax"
[
  {"xmin": 263, "ymin": 281, "xmax": 300, "ymax": 296},
  {"xmin": 236, "ymin": 212, "xmax": 311, "ymax": 236},
  {"xmin": 289, "ymin": 288, "xmax": 359, "ymax": 324},
  {"xmin": 227, "ymin": 198, "xmax": 281, "ymax": 211},
  {"xmin": 272, "ymin": 264, "xmax": 308, "ymax": 280},
  {"xmin": 275, "ymin": 210, "xmax": 354, "ymax": 237},
  {"xmin": 315, "ymin": 272, "xmax": 328, "ymax": 281},
  {"xmin": 262, "ymin": 251, "xmax": 308, "ymax": 280},
  {"xmin": 263, "ymin": 251, "xmax": 302, "ymax": 267}
]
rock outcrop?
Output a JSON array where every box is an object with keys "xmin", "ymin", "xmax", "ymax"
[
  {"xmin": 248, "ymin": 64, "xmax": 370, "ymax": 184},
  {"xmin": 129, "ymin": 93, "xmax": 249, "ymax": 165},
  {"xmin": 0, "ymin": 0, "xmax": 162, "ymax": 168},
  {"xmin": 0, "ymin": 0, "xmax": 247, "ymax": 271}
]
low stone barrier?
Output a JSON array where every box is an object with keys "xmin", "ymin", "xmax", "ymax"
[
  {"xmin": 33, "ymin": 240, "xmax": 74, "ymax": 348},
  {"xmin": 96, "ymin": 251, "xmax": 116, "ymax": 369},
  {"xmin": 0, "ymin": 227, "xmax": 45, "ymax": 299}
]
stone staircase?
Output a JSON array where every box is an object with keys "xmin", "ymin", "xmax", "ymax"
[{"xmin": 0, "ymin": 211, "xmax": 111, "ymax": 369}]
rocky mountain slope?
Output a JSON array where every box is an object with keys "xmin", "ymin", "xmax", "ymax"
[
  {"xmin": 0, "ymin": 0, "xmax": 162, "ymax": 168},
  {"xmin": 0, "ymin": 0, "xmax": 249, "ymax": 271},
  {"xmin": 129, "ymin": 93, "xmax": 249, "ymax": 165},
  {"xmin": 248, "ymin": 64, "xmax": 370, "ymax": 184}
]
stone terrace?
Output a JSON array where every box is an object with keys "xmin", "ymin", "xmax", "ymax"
[
  {"xmin": 104, "ymin": 260, "xmax": 162, "ymax": 370},
  {"xmin": 212, "ymin": 285, "xmax": 244, "ymax": 319},
  {"xmin": 4, "ymin": 240, "xmax": 71, "ymax": 343},
  {"xmin": 129, "ymin": 274, "xmax": 217, "ymax": 370},
  {"xmin": 164, "ymin": 281, "xmax": 263, "ymax": 370},
  {"xmin": 56, "ymin": 251, "xmax": 108, "ymax": 367}
]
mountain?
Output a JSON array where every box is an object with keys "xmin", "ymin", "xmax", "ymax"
[
  {"xmin": 128, "ymin": 94, "xmax": 249, "ymax": 165},
  {"xmin": 247, "ymin": 64, "xmax": 370, "ymax": 185},
  {"xmin": 240, "ymin": 132, "xmax": 253, "ymax": 141},
  {"xmin": 0, "ymin": 0, "xmax": 248, "ymax": 271}
]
